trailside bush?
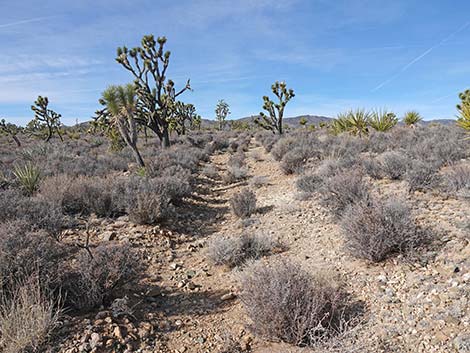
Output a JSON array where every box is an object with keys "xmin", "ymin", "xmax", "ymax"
[
  {"xmin": 341, "ymin": 198, "xmax": 430, "ymax": 262},
  {"xmin": 208, "ymin": 233, "xmax": 277, "ymax": 268},
  {"xmin": 378, "ymin": 151, "xmax": 409, "ymax": 180},
  {"xmin": 319, "ymin": 170, "xmax": 370, "ymax": 217},
  {"xmin": 65, "ymin": 243, "xmax": 141, "ymax": 310},
  {"xmin": 239, "ymin": 260, "xmax": 352, "ymax": 347},
  {"xmin": 230, "ymin": 189, "xmax": 257, "ymax": 218}
]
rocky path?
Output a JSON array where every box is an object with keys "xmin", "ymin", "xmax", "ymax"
[{"xmin": 57, "ymin": 140, "xmax": 470, "ymax": 353}]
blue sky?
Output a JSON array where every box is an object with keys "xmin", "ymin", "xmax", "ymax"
[{"xmin": 1, "ymin": 0, "xmax": 469, "ymax": 125}]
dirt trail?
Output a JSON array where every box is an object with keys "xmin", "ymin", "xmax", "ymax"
[{"xmin": 58, "ymin": 140, "xmax": 470, "ymax": 353}]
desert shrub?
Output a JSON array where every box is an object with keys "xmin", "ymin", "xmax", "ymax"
[
  {"xmin": 341, "ymin": 198, "xmax": 429, "ymax": 262},
  {"xmin": 367, "ymin": 131, "xmax": 393, "ymax": 154},
  {"xmin": 316, "ymin": 156, "xmax": 359, "ymax": 180},
  {"xmin": 443, "ymin": 163, "xmax": 470, "ymax": 198},
  {"xmin": 0, "ymin": 279, "xmax": 62, "ymax": 353},
  {"xmin": 378, "ymin": 151, "xmax": 409, "ymax": 180},
  {"xmin": 361, "ymin": 157, "xmax": 383, "ymax": 179},
  {"xmin": 271, "ymin": 136, "xmax": 298, "ymax": 161},
  {"xmin": 0, "ymin": 221, "xmax": 70, "ymax": 293},
  {"xmin": 249, "ymin": 175, "xmax": 269, "ymax": 188},
  {"xmin": 207, "ymin": 134, "xmax": 230, "ymax": 153},
  {"xmin": 230, "ymin": 189, "xmax": 257, "ymax": 218},
  {"xmin": 229, "ymin": 140, "xmax": 239, "ymax": 153},
  {"xmin": 201, "ymin": 164, "xmax": 219, "ymax": 179},
  {"xmin": 26, "ymin": 196, "xmax": 71, "ymax": 237},
  {"xmin": 321, "ymin": 134, "xmax": 366, "ymax": 159},
  {"xmin": 223, "ymin": 166, "xmax": 248, "ymax": 184},
  {"xmin": 12, "ymin": 163, "xmax": 41, "ymax": 195},
  {"xmin": 228, "ymin": 152, "xmax": 246, "ymax": 169},
  {"xmin": 208, "ymin": 233, "xmax": 277, "ymax": 268},
  {"xmin": 66, "ymin": 243, "xmax": 141, "ymax": 310},
  {"xmin": 0, "ymin": 189, "xmax": 70, "ymax": 238},
  {"xmin": 125, "ymin": 177, "xmax": 174, "ymax": 224},
  {"xmin": 296, "ymin": 173, "xmax": 322, "ymax": 195},
  {"xmin": 30, "ymin": 143, "xmax": 131, "ymax": 177},
  {"xmin": 257, "ymin": 133, "xmax": 279, "ymax": 153},
  {"xmin": 0, "ymin": 189, "xmax": 29, "ymax": 222},
  {"xmin": 319, "ymin": 171, "xmax": 370, "ymax": 217},
  {"xmin": 39, "ymin": 175, "xmax": 126, "ymax": 218},
  {"xmin": 280, "ymin": 145, "xmax": 319, "ymax": 175},
  {"xmin": 406, "ymin": 126, "xmax": 468, "ymax": 168},
  {"xmin": 148, "ymin": 145, "xmax": 206, "ymax": 175},
  {"xmin": 239, "ymin": 260, "xmax": 351, "ymax": 346},
  {"xmin": 406, "ymin": 160, "xmax": 440, "ymax": 191}
]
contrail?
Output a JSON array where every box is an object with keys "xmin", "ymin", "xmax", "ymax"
[
  {"xmin": 372, "ymin": 20, "xmax": 470, "ymax": 92},
  {"xmin": 0, "ymin": 16, "xmax": 53, "ymax": 29}
]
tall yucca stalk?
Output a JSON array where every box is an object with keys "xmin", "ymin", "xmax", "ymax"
[
  {"xmin": 13, "ymin": 163, "xmax": 41, "ymax": 196},
  {"xmin": 368, "ymin": 109, "xmax": 398, "ymax": 132}
]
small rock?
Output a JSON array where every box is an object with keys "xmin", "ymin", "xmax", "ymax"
[
  {"xmin": 221, "ymin": 292, "xmax": 236, "ymax": 301},
  {"xmin": 113, "ymin": 326, "xmax": 124, "ymax": 341},
  {"xmin": 101, "ymin": 231, "xmax": 117, "ymax": 241},
  {"xmin": 90, "ymin": 333, "xmax": 101, "ymax": 349}
]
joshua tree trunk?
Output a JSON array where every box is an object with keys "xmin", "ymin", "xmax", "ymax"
[
  {"xmin": 162, "ymin": 126, "xmax": 171, "ymax": 148},
  {"xmin": 129, "ymin": 143, "xmax": 145, "ymax": 167},
  {"xmin": 12, "ymin": 135, "xmax": 21, "ymax": 147}
]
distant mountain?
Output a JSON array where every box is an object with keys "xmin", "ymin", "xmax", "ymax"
[
  {"xmin": 201, "ymin": 114, "xmax": 332, "ymax": 129},
  {"xmin": 421, "ymin": 119, "xmax": 456, "ymax": 126}
]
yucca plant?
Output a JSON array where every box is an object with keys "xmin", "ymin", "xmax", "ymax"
[
  {"xmin": 368, "ymin": 109, "xmax": 398, "ymax": 132},
  {"xmin": 13, "ymin": 163, "xmax": 41, "ymax": 196},
  {"xmin": 457, "ymin": 89, "xmax": 470, "ymax": 131},
  {"xmin": 333, "ymin": 109, "xmax": 371, "ymax": 137},
  {"xmin": 330, "ymin": 113, "xmax": 351, "ymax": 135},
  {"xmin": 403, "ymin": 111, "xmax": 422, "ymax": 126}
]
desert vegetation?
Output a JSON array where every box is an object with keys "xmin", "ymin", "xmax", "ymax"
[{"xmin": 1, "ymin": 29, "xmax": 470, "ymax": 353}]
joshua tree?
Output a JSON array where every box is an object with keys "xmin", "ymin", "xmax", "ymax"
[
  {"xmin": 368, "ymin": 109, "xmax": 398, "ymax": 132},
  {"xmin": 215, "ymin": 99, "xmax": 230, "ymax": 130},
  {"xmin": 254, "ymin": 81, "xmax": 295, "ymax": 135},
  {"xmin": 93, "ymin": 84, "xmax": 145, "ymax": 167},
  {"xmin": 456, "ymin": 89, "xmax": 470, "ymax": 131},
  {"xmin": 170, "ymin": 102, "xmax": 199, "ymax": 135},
  {"xmin": 116, "ymin": 35, "xmax": 191, "ymax": 148},
  {"xmin": 403, "ymin": 111, "xmax": 422, "ymax": 127},
  {"xmin": 29, "ymin": 96, "xmax": 63, "ymax": 142},
  {"xmin": 190, "ymin": 114, "xmax": 202, "ymax": 131},
  {"xmin": 0, "ymin": 119, "xmax": 22, "ymax": 146}
]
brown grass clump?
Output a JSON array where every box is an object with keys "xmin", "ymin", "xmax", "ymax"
[{"xmin": 0, "ymin": 279, "xmax": 61, "ymax": 353}]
